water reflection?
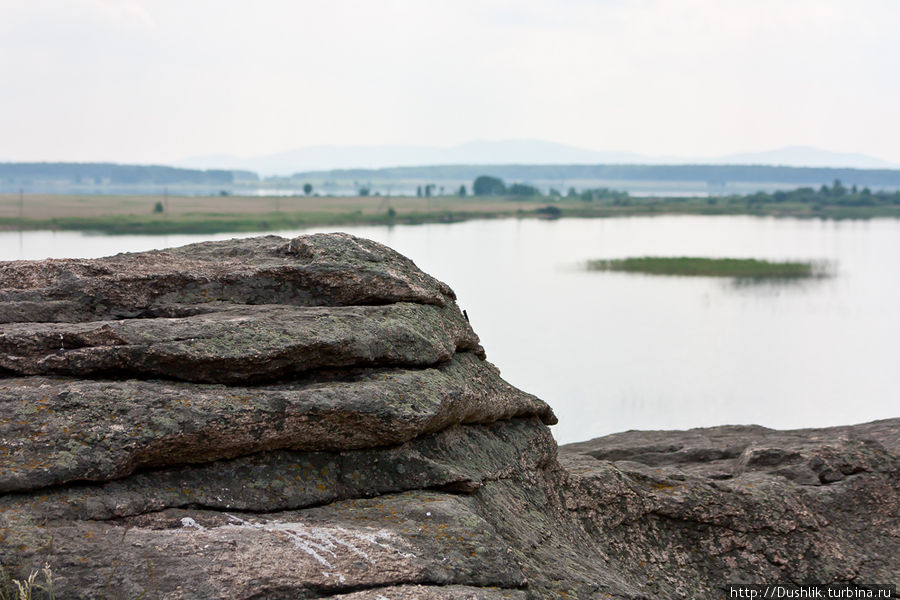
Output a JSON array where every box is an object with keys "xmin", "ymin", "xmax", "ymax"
[{"xmin": 726, "ymin": 274, "xmax": 831, "ymax": 292}]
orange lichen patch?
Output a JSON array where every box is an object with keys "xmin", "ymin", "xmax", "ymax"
[{"xmin": 651, "ymin": 482, "xmax": 680, "ymax": 491}]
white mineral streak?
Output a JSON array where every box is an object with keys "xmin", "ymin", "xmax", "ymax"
[
  {"xmin": 219, "ymin": 514, "xmax": 413, "ymax": 568},
  {"xmin": 180, "ymin": 517, "xmax": 205, "ymax": 530},
  {"xmin": 338, "ymin": 526, "xmax": 418, "ymax": 560}
]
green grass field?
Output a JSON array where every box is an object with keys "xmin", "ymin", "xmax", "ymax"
[{"xmin": 586, "ymin": 256, "xmax": 822, "ymax": 278}]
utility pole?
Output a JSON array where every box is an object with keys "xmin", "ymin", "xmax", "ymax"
[{"xmin": 19, "ymin": 188, "xmax": 23, "ymax": 219}]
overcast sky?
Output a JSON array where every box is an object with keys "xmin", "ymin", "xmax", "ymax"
[{"xmin": 2, "ymin": 0, "xmax": 899, "ymax": 164}]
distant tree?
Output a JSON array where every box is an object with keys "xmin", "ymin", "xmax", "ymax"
[
  {"xmin": 416, "ymin": 186, "xmax": 423, "ymax": 197},
  {"xmin": 458, "ymin": 185, "xmax": 467, "ymax": 197},
  {"xmin": 424, "ymin": 184, "xmax": 436, "ymax": 197},
  {"xmin": 548, "ymin": 188, "xmax": 561, "ymax": 197},
  {"xmin": 508, "ymin": 183, "xmax": 540, "ymax": 197},
  {"xmin": 303, "ymin": 183, "xmax": 313, "ymax": 195},
  {"xmin": 794, "ymin": 187, "xmax": 817, "ymax": 202},
  {"xmin": 576, "ymin": 187, "xmax": 630, "ymax": 204},
  {"xmin": 358, "ymin": 187, "xmax": 370, "ymax": 197},
  {"xmin": 387, "ymin": 207, "xmax": 397, "ymax": 219},
  {"xmin": 472, "ymin": 175, "xmax": 506, "ymax": 196},
  {"xmin": 832, "ymin": 179, "xmax": 846, "ymax": 196},
  {"xmin": 153, "ymin": 201, "xmax": 164, "ymax": 213},
  {"xmin": 567, "ymin": 187, "xmax": 578, "ymax": 198},
  {"xmin": 721, "ymin": 183, "xmax": 900, "ymax": 210}
]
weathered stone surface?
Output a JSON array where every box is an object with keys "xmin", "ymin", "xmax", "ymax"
[
  {"xmin": 0, "ymin": 234, "xmax": 455, "ymax": 322},
  {"xmin": 0, "ymin": 234, "xmax": 896, "ymax": 599},
  {"xmin": 0, "ymin": 354, "xmax": 553, "ymax": 493},
  {"xmin": 9, "ymin": 495, "xmax": 529, "ymax": 600},
  {"xmin": 0, "ymin": 302, "xmax": 480, "ymax": 382},
  {"xmin": 1, "ymin": 429, "xmax": 555, "ymax": 599},
  {"xmin": 560, "ymin": 420, "xmax": 900, "ymax": 598},
  {"xmin": 329, "ymin": 585, "xmax": 528, "ymax": 599},
  {"xmin": 0, "ymin": 418, "xmax": 553, "ymax": 521}
]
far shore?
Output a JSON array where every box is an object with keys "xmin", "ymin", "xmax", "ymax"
[{"xmin": 1, "ymin": 193, "xmax": 898, "ymax": 235}]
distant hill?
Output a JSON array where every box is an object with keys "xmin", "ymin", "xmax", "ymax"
[
  {"xmin": 0, "ymin": 163, "xmax": 258, "ymax": 188},
  {"xmin": 715, "ymin": 146, "xmax": 898, "ymax": 169},
  {"xmin": 177, "ymin": 140, "xmax": 898, "ymax": 176},
  {"xmin": 176, "ymin": 140, "xmax": 652, "ymax": 176}
]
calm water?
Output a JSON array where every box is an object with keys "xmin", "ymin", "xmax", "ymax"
[{"xmin": 2, "ymin": 216, "xmax": 898, "ymax": 444}]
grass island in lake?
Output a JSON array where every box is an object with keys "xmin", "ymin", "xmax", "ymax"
[{"xmin": 586, "ymin": 256, "xmax": 823, "ymax": 278}]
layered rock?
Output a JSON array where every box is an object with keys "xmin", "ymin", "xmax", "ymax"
[
  {"xmin": 0, "ymin": 234, "xmax": 896, "ymax": 599},
  {"xmin": 0, "ymin": 234, "xmax": 565, "ymax": 599},
  {"xmin": 561, "ymin": 421, "xmax": 900, "ymax": 598}
]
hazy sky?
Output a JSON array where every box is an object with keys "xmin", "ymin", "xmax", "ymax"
[{"xmin": 2, "ymin": 0, "xmax": 899, "ymax": 164}]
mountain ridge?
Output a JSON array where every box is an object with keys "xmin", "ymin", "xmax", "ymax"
[{"xmin": 175, "ymin": 140, "xmax": 899, "ymax": 176}]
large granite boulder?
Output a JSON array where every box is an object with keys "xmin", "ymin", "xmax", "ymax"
[{"xmin": 0, "ymin": 234, "xmax": 896, "ymax": 599}]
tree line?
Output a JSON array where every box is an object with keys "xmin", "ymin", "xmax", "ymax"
[
  {"xmin": 472, "ymin": 175, "xmax": 630, "ymax": 202},
  {"xmin": 469, "ymin": 176, "xmax": 900, "ymax": 207},
  {"xmin": 735, "ymin": 180, "xmax": 900, "ymax": 207}
]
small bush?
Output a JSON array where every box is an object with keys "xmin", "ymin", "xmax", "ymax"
[{"xmin": 536, "ymin": 205, "xmax": 561, "ymax": 218}]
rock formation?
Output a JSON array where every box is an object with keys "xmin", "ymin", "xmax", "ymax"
[{"xmin": 0, "ymin": 234, "xmax": 896, "ymax": 599}]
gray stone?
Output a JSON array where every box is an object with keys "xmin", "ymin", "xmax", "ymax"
[
  {"xmin": 0, "ymin": 354, "xmax": 553, "ymax": 493},
  {"xmin": 0, "ymin": 301, "xmax": 480, "ymax": 382},
  {"xmin": 0, "ymin": 234, "xmax": 455, "ymax": 323},
  {"xmin": 0, "ymin": 234, "xmax": 896, "ymax": 600},
  {"xmin": 560, "ymin": 420, "xmax": 900, "ymax": 597}
]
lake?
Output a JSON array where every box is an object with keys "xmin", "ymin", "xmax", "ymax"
[{"xmin": 2, "ymin": 215, "xmax": 898, "ymax": 444}]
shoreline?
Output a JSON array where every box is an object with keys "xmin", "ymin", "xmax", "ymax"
[{"xmin": 1, "ymin": 194, "xmax": 899, "ymax": 235}]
